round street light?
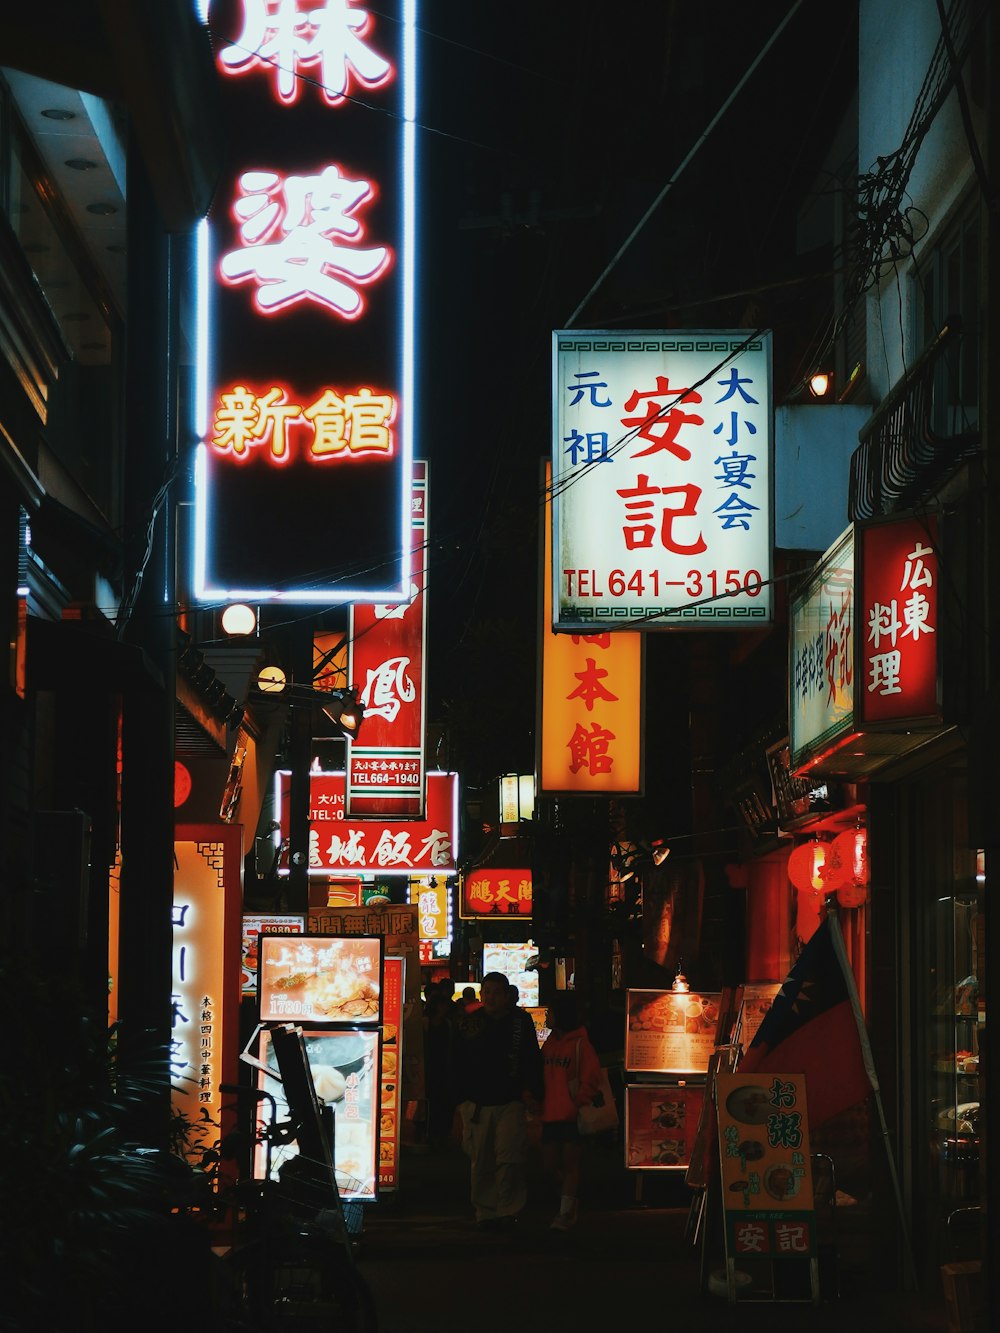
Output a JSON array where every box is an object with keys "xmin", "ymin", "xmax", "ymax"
[{"xmin": 256, "ymin": 665, "xmax": 287, "ymax": 693}]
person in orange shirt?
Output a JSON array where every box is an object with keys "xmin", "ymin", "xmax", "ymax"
[{"xmin": 540, "ymin": 992, "xmax": 601, "ymax": 1230}]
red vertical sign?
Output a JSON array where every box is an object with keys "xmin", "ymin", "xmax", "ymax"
[
  {"xmin": 857, "ymin": 515, "xmax": 939, "ymax": 724},
  {"xmin": 378, "ymin": 955, "xmax": 404, "ymax": 1189},
  {"xmin": 347, "ymin": 460, "xmax": 428, "ymax": 815}
]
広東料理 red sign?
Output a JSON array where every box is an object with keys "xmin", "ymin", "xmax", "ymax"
[{"xmin": 857, "ymin": 514, "xmax": 939, "ymax": 725}]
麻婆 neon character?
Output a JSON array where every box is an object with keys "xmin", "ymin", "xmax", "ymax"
[
  {"xmin": 218, "ymin": 0, "xmax": 393, "ymax": 107},
  {"xmin": 220, "ymin": 166, "xmax": 390, "ymax": 318}
]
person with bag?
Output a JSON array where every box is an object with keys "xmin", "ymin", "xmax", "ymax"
[
  {"xmin": 540, "ymin": 992, "xmax": 603, "ymax": 1231},
  {"xmin": 453, "ymin": 972, "xmax": 544, "ymax": 1230}
]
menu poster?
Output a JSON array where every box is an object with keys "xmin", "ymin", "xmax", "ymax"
[
  {"xmin": 482, "ymin": 940, "xmax": 540, "ymax": 1007},
  {"xmin": 625, "ymin": 1084, "xmax": 705, "ymax": 1170},
  {"xmin": 625, "ymin": 990, "xmax": 721, "ymax": 1073},
  {"xmin": 526, "ymin": 1006, "xmax": 550, "ymax": 1048},
  {"xmin": 739, "ymin": 983, "xmax": 781, "ymax": 1052},
  {"xmin": 254, "ymin": 1027, "xmax": 380, "ymax": 1202},
  {"xmin": 716, "ymin": 1071, "xmax": 815, "ymax": 1259},
  {"xmin": 309, "ymin": 903, "xmax": 421, "ymax": 1001},
  {"xmin": 378, "ymin": 957, "xmax": 404, "ymax": 1190},
  {"xmin": 241, "ymin": 914, "xmax": 304, "ymax": 997},
  {"xmin": 258, "ymin": 935, "xmax": 382, "ymax": 1024}
]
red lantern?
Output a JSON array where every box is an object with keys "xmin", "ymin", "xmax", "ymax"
[
  {"xmin": 787, "ymin": 839, "xmax": 827, "ymax": 894},
  {"xmin": 836, "ymin": 879, "xmax": 869, "ymax": 908},
  {"xmin": 832, "ymin": 826, "xmax": 869, "ymax": 885},
  {"xmin": 832, "ymin": 826, "xmax": 868, "ymax": 908},
  {"xmin": 818, "ymin": 838, "xmax": 850, "ymax": 892}
]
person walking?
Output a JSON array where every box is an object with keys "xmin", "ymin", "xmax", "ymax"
[
  {"xmin": 453, "ymin": 972, "xmax": 543, "ymax": 1229},
  {"xmin": 540, "ymin": 991, "xmax": 601, "ymax": 1231},
  {"xmin": 423, "ymin": 985, "xmax": 457, "ymax": 1150}
]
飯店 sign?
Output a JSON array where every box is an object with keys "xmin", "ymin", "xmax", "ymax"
[
  {"xmin": 195, "ymin": 0, "xmax": 418, "ymax": 603},
  {"xmin": 275, "ymin": 769, "xmax": 457, "ymax": 874},
  {"xmin": 857, "ymin": 514, "xmax": 940, "ymax": 725},
  {"xmin": 552, "ymin": 330, "xmax": 772, "ymax": 629}
]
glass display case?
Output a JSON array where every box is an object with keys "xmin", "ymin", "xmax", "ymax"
[{"xmin": 927, "ymin": 866, "xmax": 984, "ymax": 1214}]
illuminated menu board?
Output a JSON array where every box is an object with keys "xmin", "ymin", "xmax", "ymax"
[
  {"xmin": 625, "ymin": 989, "xmax": 721, "ymax": 1073},
  {"xmin": 255, "ymin": 1026, "xmax": 380, "ymax": 1202},
  {"xmin": 258, "ymin": 933, "xmax": 382, "ymax": 1023}
]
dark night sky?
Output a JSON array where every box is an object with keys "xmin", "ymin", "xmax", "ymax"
[{"xmin": 413, "ymin": 2, "xmax": 855, "ymax": 789}]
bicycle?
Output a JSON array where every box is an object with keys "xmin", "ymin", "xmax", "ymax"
[{"xmin": 217, "ymin": 1080, "xmax": 378, "ymax": 1332}]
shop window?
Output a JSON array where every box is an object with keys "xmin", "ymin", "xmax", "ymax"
[
  {"xmin": 915, "ymin": 200, "xmax": 980, "ymax": 438},
  {"xmin": 908, "ymin": 771, "xmax": 984, "ymax": 1277}
]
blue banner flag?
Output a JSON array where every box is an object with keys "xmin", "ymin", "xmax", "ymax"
[{"xmin": 740, "ymin": 913, "xmax": 873, "ymax": 1126}]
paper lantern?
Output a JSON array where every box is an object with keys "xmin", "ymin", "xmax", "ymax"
[
  {"xmin": 831, "ymin": 826, "xmax": 868, "ymax": 908},
  {"xmin": 832, "ymin": 826, "xmax": 869, "ymax": 885},
  {"xmin": 818, "ymin": 838, "xmax": 850, "ymax": 893},
  {"xmin": 836, "ymin": 879, "xmax": 869, "ymax": 908},
  {"xmin": 787, "ymin": 839, "xmax": 827, "ymax": 894}
]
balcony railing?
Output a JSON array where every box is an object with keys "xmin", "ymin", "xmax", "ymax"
[{"xmin": 848, "ymin": 321, "xmax": 980, "ymax": 520}]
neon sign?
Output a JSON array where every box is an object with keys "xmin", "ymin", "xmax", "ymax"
[
  {"xmin": 220, "ymin": 166, "xmax": 391, "ymax": 318},
  {"xmin": 218, "ymin": 0, "xmax": 394, "ymax": 106},
  {"xmin": 858, "ymin": 515, "xmax": 939, "ymax": 724},
  {"xmin": 212, "ymin": 383, "xmax": 396, "ymax": 462},
  {"xmin": 196, "ymin": 1, "xmax": 417, "ymax": 604}
]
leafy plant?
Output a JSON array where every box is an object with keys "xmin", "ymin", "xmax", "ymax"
[{"xmin": 0, "ymin": 951, "xmax": 216, "ymax": 1330}]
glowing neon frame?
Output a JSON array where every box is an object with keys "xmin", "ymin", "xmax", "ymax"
[
  {"xmin": 273, "ymin": 768, "xmax": 459, "ymax": 875},
  {"xmin": 194, "ymin": 0, "xmax": 418, "ymax": 605}
]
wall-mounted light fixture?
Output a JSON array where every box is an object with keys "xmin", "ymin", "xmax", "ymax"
[
  {"xmin": 221, "ymin": 602, "xmax": 258, "ymax": 636},
  {"xmin": 610, "ymin": 838, "xmax": 670, "ymax": 883},
  {"xmin": 252, "ymin": 668, "xmax": 365, "ymax": 740},
  {"xmin": 807, "ymin": 370, "xmax": 833, "ymax": 398},
  {"xmin": 321, "ymin": 686, "xmax": 364, "ymax": 736},
  {"xmin": 256, "ymin": 664, "xmax": 287, "ymax": 693}
]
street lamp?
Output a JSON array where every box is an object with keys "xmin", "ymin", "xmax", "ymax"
[
  {"xmin": 321, "ymin": 686, "xmax": 363, "ymax": 735},
  {"xmin": 222, "ymin": 602, "xmax": 258, "ymax": 636},
  {"xmin": 252, "ymin": 665, "xmax": 366, "ymax": 911}
]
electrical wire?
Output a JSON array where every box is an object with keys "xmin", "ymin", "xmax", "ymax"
[
  {"xmin": 205, "ymin": 21, "xmax": 515, "ymax": 159},
  {"xmin": 114, "ymin": 454, "xmax": 179, "ymax": 640},
  {"xmin": 814, "ymin": 0, "xmax": 988, "ymax": 377},
  {"xmin": 563, "ymin": 0, "xmax": 807, "ymax": 328},
  {"xmin": 106, "ymin": 5, "xmax": 986, "ymax": 658}
]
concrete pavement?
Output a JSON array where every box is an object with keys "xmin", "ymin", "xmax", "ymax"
[{"xmin": 355, "ymin": 1133, "xmax": 952, "ymax": 1333}]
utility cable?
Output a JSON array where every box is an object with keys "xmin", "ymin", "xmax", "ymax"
[
  {"xmin": 934, "ymin": 0, "xmax": 991, "ymax": 208},
  {"xmin": 563, "ymin": 0, "xmax": 806, "ymax": 328}
]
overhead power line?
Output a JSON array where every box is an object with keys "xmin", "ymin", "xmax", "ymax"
[{"xmin": 564, "ymin": 0, "xmax": 806, "ymax": 329}]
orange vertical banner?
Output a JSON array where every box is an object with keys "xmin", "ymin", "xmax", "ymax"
[{"xmin": 538, "ymin": 462, "xmax": 644, "ymax": 795}]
